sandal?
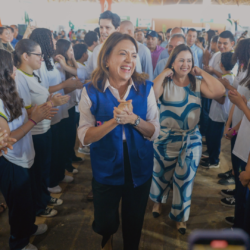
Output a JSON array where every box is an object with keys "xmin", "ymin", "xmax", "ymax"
[{"xmin": 0, "ymin": 203, "xmax": 7, "ymax": 214}]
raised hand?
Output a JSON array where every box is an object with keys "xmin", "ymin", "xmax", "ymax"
[
  {"xmin": 228, "ymin": 90, "xmax": 246, "ymax": 110},
  {"xmin": 191, "ymin": 66, "xmax": 202, "ymax": 76},
  {"xmin": 162, "ymin": 68, "xmax": 174, "ymax": 79}
]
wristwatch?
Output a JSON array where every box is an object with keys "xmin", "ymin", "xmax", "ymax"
[{"xmin": 133, "ymin": 116, "xmax": 141, "ymax": 127}]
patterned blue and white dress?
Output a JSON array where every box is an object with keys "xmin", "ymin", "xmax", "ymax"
[{"xmin": 150, "ymin": 79, "xmax": 202, "ymax": 222}]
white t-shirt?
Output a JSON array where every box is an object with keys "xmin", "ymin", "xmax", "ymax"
[
  {"xmin": 0, "ymin": 99, "xmax": 35, "ymax": 168},
  {"xmin": 75, "ymin": 62, "xmax": 86, "ymax": 113},
  {"xmin": 35, "ymin": 60, "xmax": 69, "ymax": 125},
  {"xmin": 232, "ymin": 83, "xmax": 250, "ymax": 128},
  {"xmin": 232, "ymin": 69, "xmax": 247, "ymax": 89},
  {"xmin": 209, "ymin": 51, "xmax": 220, "ymax": 68},
  {"xmin": 15, "ymin": 69, "xmax": 51, "ymax": 135},
  {"xmin": 233, "ymin": 100, "xmax": 250, "ymax": 163},
  {"xmin": 209, "ymin": 74, "xmax": 234, "ymax": 123},
  {"xmin": 85, "ymin": 49, "xmax": 93, "ymax": 67},
  {"xmin": 55, "ymin": 63, "xmax": 77, "ymax": 110}
]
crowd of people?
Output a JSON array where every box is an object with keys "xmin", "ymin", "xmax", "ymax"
[{"xmin": 0, "ymin": 9, "xmax": 250, "ymax": 250}]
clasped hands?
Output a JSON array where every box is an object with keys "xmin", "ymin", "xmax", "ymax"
[{"xmin": 114, "ymin": 99, "xmax": 137, "ymax": 125}]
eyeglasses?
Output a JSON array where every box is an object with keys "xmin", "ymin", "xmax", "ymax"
[{"xmin": 29, "ymin": 53, "xmax": 44, "ymax": 59}]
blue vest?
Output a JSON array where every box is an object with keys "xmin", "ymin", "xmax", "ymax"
[{"xmin": 86, "ymin": 80, "xmax": 154, "ymax": 187}]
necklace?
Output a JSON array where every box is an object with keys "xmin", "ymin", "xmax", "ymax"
[{"xmin": 120, "ymin": 85, "xmax": 129, "ymax": 100}]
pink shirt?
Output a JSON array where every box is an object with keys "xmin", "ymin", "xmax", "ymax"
[{"xmin": 151, "ymin": 45, "xmax": 165, "ymax": 71}]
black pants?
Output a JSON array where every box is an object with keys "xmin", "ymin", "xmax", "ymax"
[
  {"xmin": 92, "ymin": 142, "xmax": 151, "ymax": 250},
  {"xmin": 233, "ymin": 158, "xmax": 247, "ymax": 229},
  {"xmin": 32, "ymin": 129, "xmax": 51, "ymax": 215},
  {"xmin": 200, "ymin": 97, "xmax": 211, "ymax": 137},
  {"xmin": 206, "ymin": 118, "xmax": 225, "ymax": 164},
  {"xmin": 61, "ymin": 107, "xmax": 77, "ymax": 172},
  {"xmin": 49, "ymin": 121, "xmax": 66, "ymax": 187},
  {"xmin": 244, "ymin": 190, "xmax": 250, "ymax": 236},
  {"xmin": 0, "ymin": 157, "xmax": 37, "ymax": 250}
]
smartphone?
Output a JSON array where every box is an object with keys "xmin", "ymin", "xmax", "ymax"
[{"xmin": 188, "ymin": 229, "xmax": 250, "ymax": 250}]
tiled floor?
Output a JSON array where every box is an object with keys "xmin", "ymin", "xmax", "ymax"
[{"xmin": 0, "ymin": 138, "xmax": 234, "ymax": 250}]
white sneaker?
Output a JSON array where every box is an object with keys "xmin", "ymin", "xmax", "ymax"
[
  {"xmin": 33, "ymin": 224, "xmax": 48, "ymax": 236},
  {"xmin": 22, "ymin": 243, "xmax": 38, "ymax": 250},
  {"xmin": 78, "ymin": 146, "xmax": 90, "ymax": 155},
  {"xmin": 39, "ymin": 207, "xmax": 58, "ymax": 218},
  {"xmin": 61, "ymin": 175, "xmax": 74, "ymax": 183},
  {"xmin": 72, "ymin": 168, "xmax": 79, "ymax": 174},
  {"xmin": 49, "ymin": 197, "xmax": 63, "ymax": 206},
  {"xmin": 48, "ymin": 185, "xmax": 62, "ymax": 194}
]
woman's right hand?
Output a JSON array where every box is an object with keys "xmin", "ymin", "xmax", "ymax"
[
  {"xmin": 162, "ymin": 68, "xmax": 174, "ymax": 79},
  {"xmin": 51, "ymin": 93, "xmax": 70, "ymax": 106},
  {"xmin": 30, "ymin": 104, "xmax": 56, "ymax": 123},
  {"xmin": 55, "ymin": 55, "xmax": 67, "ymax": 68}
]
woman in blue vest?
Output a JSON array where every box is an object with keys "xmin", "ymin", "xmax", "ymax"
[
  {"xmin": 150, "ymin": 44, "xmax": 225, "ymax": 235},
  {"xmin": 78, "ymin": 32, "xmax": 160, "ymax": 250}
]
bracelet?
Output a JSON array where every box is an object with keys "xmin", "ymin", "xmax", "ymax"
[
  {"xmin": 29, "ymin": 119, "xmax": 37, "ymax": 125},
  {"xmin": 20, "ymin": 127, "xmax": 26, "ymax": 136}
]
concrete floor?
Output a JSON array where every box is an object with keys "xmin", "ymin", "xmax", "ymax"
[{"xmin": 0, "ymin": 138, "xmax": 234, "ymax": 250}]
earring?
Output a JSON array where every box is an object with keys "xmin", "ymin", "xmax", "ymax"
[
  {"xmin": 106, "ymin": 65, "xmax": 108, "ymax": 68},
  {"xmin": 171, "ymin": 66, "xmax": 174, "ymax": 69}
]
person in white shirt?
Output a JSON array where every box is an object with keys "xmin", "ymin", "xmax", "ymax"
[
  {"xmin": 73, "ymin": 43, "xmax": 90, "ymax": 155},
  {"xmin": 56, "ymin": 10, "xmax": 142, "ymax": 83},
  {"xmin": 30, "ymin": 28, "xmax": 83, "ymax": 194},
  {"xmin": 84, "ymin": 31, "xmax": 100, "ymax": 66},
  {"xmin": 0, "ymin": 49, "xmax": 51, "ymax": 250},
  {"xmin": 120, "ymin": 20, "xmax": 153, "ymax": 81},
  {"xmin": 200, "ymin": 52, "xmax": 235, "ymax": 169},
  {"xmin": 14, "ymin": 39, "xmax": 69, "ymax": 218},
  {"xmin": 54, "ymin": 39, "xmax": 85, "ymax": 174},
  {"xmin": 227, "ymin": 89, "xmax": 250, "ymax": 234}
]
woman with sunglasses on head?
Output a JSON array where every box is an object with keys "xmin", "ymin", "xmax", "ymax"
[
  {"xmin": 30, "ymin": 29, "xmax": 83, "ymax": 193},
  {"xmin": 150, "ymin": 44, "xmax": 225, "ymax": 234},
  {"xmin": 54, "ymin": 39, "xmax": 84, "ymax": 174},
  {"xmin": 13, "ymin": 39, "xmax": 70, "ymax": 218},
  {"xmin": 0, "ymin": 49, "xmax": 53, "ymax": 250}
]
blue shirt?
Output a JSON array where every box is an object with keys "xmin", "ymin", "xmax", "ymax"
[
  {"xmin": 160, "ymin": 40, "xmax": 168, "ymax": 49},
  {"xmin": 190, "ymin": 44, "xmax": 203, "ymax": 69},
  {"xmin": 154, "ymin": 52, "xmax": 199, "ymax": 79},
  {"xmin": 157, "ymin": 49, "xmax": 169, "ymax": 63},
  {"xmin": 137, "ymin": 42, "xmax": 154, "ymax": 81},
  {"xmin": 16, "ymin": 34, "xmax": 23, "ymax": 41},
  {"xmin": 11, "ymin": 38, "xmax": 18, "ymax": 48}
]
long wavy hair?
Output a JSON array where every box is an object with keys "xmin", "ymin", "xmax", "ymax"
[
  {"xmin": 164, "ymin": 44, "xmax": 196, "ymax": 91},
  {"xmin": 54, "ymin": 39, "xmax": 74, "ymax": 79},
  {"xmin": 232, "ymin": 38, "xmax": 250, "ymax": 73},
  {"xmin": 0, "ymin": 49, "xmax": 23, "ymax": 122},
  {"xmin": 91, "ymin": 32, "xmax": 148, "ymax": 91},
  {"xmin": 30, "ymin": 28, "xmax": 55, "ymax": 71}
]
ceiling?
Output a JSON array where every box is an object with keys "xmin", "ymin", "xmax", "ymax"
[{"xmin": 47, "ymin": 0, "xmax": 250, "ymax": 4}]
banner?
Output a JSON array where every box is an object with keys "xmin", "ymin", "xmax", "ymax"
[
  {"xmin": 25, "ymin": 11, "xmax": 29, "ymax": 25},
  {"xmin": 69, "ymin": 21, "xmax": 75, "ymax": 30},
  {"xmin": 100, "ymin": 0, "xmax": 112, "ymax": 13}
]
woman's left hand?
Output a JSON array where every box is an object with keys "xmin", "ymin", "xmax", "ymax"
[
  {"xmin": 228, "ymin": 90, "xmax": 246, "ymax": 110},
  {"xmin": 191, "ymin": 66, "xmax": 203, "ymax": 77},
  {"xmin": 239, "ymin": 171, "xmax": 250, "ymax": 187},
  {"xmin": 113, "ymin": 107, "xmax": 137, "ymax": 125}
]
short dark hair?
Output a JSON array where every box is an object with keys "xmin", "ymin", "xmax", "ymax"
[
  {"xmin": 84, "ymin": 31, "xmax": 99, "ymax": 47},
  {"xmin": 219, "ymin": 31, "xmax": 235, "ymax": 43},
  {"xmin": 187, "ymin": 28, "xmax": 197, "ymax": 34},
  {"xmin": 94, "ymin": 27, "xmax": 100, "ymax": 38},
  {"xmin": 211, "ymin": 35, "xmax": 219, "ymax": 43},
  {"xmin": 166, "ymin": 28, "xmax": 172, "ymax": 34},
  {"xmin": 99, "ymin": 10, "xmax": 120, "ymax": 29},
  {"xmin": 7, "ymin": 26, "xmax": 14, "ymax": 33},
  {"xmin": 73, "ymin": 44, "xmax": 88, "ymax": 60},
  {"xmin": 221, "ymin": 52, "xmax": 235, "ymax": 71},
  {"xmin": 197, "ymin": 37, "xmax": 205, "ymax": 48}
]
